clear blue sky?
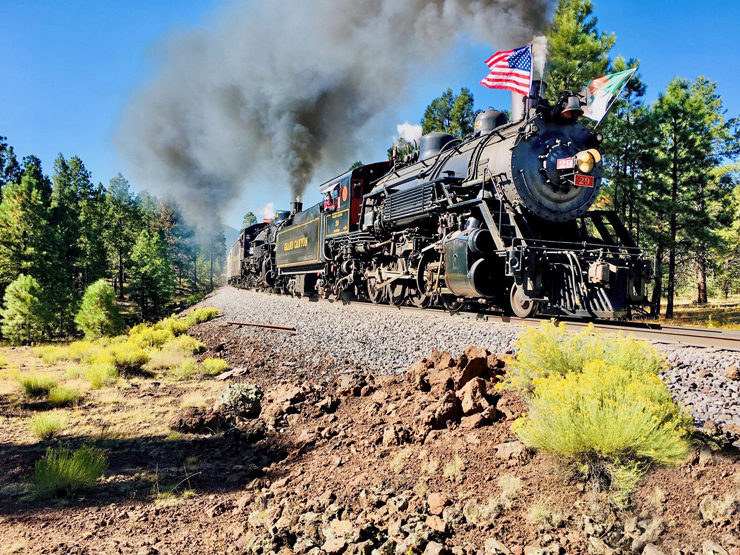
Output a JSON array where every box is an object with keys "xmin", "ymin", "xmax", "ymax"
[{"xmin": 2, "ymin": 0, "xmax": 739, "ymax": 229}]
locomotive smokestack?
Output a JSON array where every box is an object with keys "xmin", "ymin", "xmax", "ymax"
[
  {"xmin": 290, "ymin": 201, "xmax": 303, "ymax": 215},
  {"xmin": 511, "ymin": 91, "xmax": 526, "ymax": 122}
]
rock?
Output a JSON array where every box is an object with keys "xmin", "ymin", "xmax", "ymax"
[
  {"xmin": 493, "ymin": 441, "xmax": 526, "ymax": 461},
  {"xmin": 316, "ymin": 396, "xmax": 339, "ymax": 413},
  {"xmin": 236, "ymin": 495, "xmax": 253, "ymax": 513},
  {"xmin": 323, "ymin": 538, "xmax": 348, "ymax": 555},
  {"xmin": 137, "ymin": 548, "xmax": 158, "ymax": 555},
  {"xmin": 408, "ymin": 361, "xmax": 432, "ymax": 392},
  {"xmin": 218, "ymin": 383, "xmax": 263, "ymax": 419},
  {"xmin": 460, "ymin": 414, "xmax": 485, "ymax": 429},
  {"xmin": 169, "ymin": 407, "xmax": 227, "ymax": 433},
  {"xmin": 383, "ymin": 426, "xmax": 401, "ymax": 447},
  {"xmin": 424, "ymin": 516, "xmax": 447, "ymax": 534},
  {"xmin": 427, "ymin": 493, "xmax": 449, "ymax": 516},
  {"xmin": 457, "ymin": 378, "xmax": 489, "ymax": 416},
  {"xmin": 702, "ymin": 540, "xmax": 729, "ymax": 555},
  {"xmin": 330, "ymin": 519, "xmax": 355, "ymax": 539},
  {"xmin": 699, "ymin": 445, "xmax": 714, "ymax": 467},
  {"xmin": 430, "ymin": 391, "xmax": 460, "ymax": 429},
  {"xmin": 496, "ymin": 394, "xmax": 524, "ymax": 421},
  {"xmin": 484, "ymin": 538, "xmax": 512, "ymax": 555},
  {"xmin": 424, "ymin": 542, "xmax": 448, "ymax": 555},
  {"xmin": 456, "ymin": 348, "xmax": 491, "ymax": 389},
  {"xmin": 587, "ymin": 537, "xmax": 614, "ymax": 555},
  {"xmin": 206, "ymin": 502, "xmax": 225, "ymax": 518},
  {"xmin": 642, "ymin": 544, "xmax": 666, "ymax": 555},
  {"xmin": 726, "ymin": 365, "xmax": 740, "ymax": 381},
  {"xmin": 442, "ymin": 507, "xmax": 465, "ymax": 528}
]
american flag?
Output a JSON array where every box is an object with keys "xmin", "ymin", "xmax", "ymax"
[{"xmin": 480, "ymin": 45, "xmax": 532, "ymax": 96}]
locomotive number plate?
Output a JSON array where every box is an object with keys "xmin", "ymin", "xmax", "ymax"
[
  {"xmin": 557, "ymin": 157, "xmax": 574, "ymax": 170},
  {"xmin": 574, "ymin": 174, "xmax": 594, "ymax": 188}
]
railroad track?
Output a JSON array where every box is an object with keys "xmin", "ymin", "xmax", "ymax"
[
  {"xmin": 235, "ymin": 287, "xmax": 740, "ymax": 351},
  {"xmin": 344, "ymin": 298, "xmax": 740, "ymax": 351}
]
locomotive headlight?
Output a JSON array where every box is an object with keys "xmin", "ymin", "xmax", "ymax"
[{"xmin": 575, "ymin": 149, "xmax": 602, "ymax": 173}]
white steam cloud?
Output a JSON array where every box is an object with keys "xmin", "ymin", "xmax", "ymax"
[{"xmin": 116, "ymin": 0, "xmax": 555, "ymax": 214}]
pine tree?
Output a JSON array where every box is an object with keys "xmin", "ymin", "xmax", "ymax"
[
  {"xmin": 129, "ymin": 230, "xmax": 176, "ymax": 321},
  {"xmin": 421, "ymin": 88, "xmax": 478, "ymax": 138},
  {"xmin": 651, "ymin": 77, "xmax": 739, "ymax": 316},
  {"xmin": 0, "ymin": 136, "xmax": 21, "ymax": 195},
  {"xmin": 0, "ymin": 172, "xmax": 53, "ymax": 297},
  {"xmin": 104, "ymin": 173, "xmax": 141, "ymax": 299},
  {"xmin": 544, "ymin": 0, "xmax": 615, "ymax": 103},
  {"xmin": 242, "ymin": 212, "xmax": 257, "ymax": 228},
  {"xmin": 0, "ymin": 274, "xmax": 49, "ymax": 345},
  {"xmin": 74, "ymin": 279, "xmax": 123, "ymax": 340},
  {"xmin": 78, "ymin": 183, "xmax": 109, "ymax": 289}
]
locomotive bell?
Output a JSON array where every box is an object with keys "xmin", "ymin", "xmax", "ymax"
[{"xmin": 560, "ymin": 95, "xmax": 584, "ymax": 121}]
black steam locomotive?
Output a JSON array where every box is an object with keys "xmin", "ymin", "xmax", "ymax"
[{"xmin": 227, "ymin": 81, "xmax": 651, "ymax": 319}]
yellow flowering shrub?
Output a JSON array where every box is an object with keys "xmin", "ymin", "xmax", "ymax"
[
  {"xmin": 513, "ymin": 360, "xmax": 692, "ymax": 505},
  {"xmin": 163, "ymin": 335, "xmax": 206, "ymax": 355},
  {"xmin": 500, "ymin": 320, "xmax": 667, "ymax": 391},
  {"xmin": 185, "ymin": 307, "xmax": 220, "ymax": 327},
  {"xmin": 110, "ymin": 343, "xmax": 150, "ymax": 375},
  {"xmin": 127, "ymin": 327, "xmax": 175, "ymax": 349}
]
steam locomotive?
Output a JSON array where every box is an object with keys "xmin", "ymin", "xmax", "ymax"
[{"xmin": 227, "ymin": 81, "xmax": 651, "ymax": 319}]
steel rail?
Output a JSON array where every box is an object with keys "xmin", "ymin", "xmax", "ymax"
[{"xmin": 231, "ymin": 288, "xmax": 740, "ymax": 351}]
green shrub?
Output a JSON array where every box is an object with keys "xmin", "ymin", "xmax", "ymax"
[
  {"xmin": 18, "ymin": 374, "xmax": 58, "ymax": 397},
  {"xmin": 513, "ymin": 360, "xmax": 692, "ymax": 506},
  {"xmin": 28, "ymin": 412, "xmax": 67, "ymax": 439},
  {"xmin": 500, "ymin": 321, "xmax": 667, "ymax": 392},
  {"xmin": 74, "ymin": 279, "xmax": 123, "ymax": 340},
  {"xmin": 67, "ymin": 340, "xmax": 105, "ymax": 364},
  {"xmin": 186, "ymin": 293, "xmax": 205, "ymax": 306},
  {"xmin": 171, "ymin": 358, "xmax": 200, "ymax": 381},
  {"xmin": 185, "ymin": 307, "xmax": 220, "ymax": 327},
  {"xmin": 48, "ymin": 386, "xmax": 84, "ymax": 407},
  {"xmin": 112, "ymin": 343, "xmax": 150, "ymax": 375},
  {"xmin": 0, "ymin": 274, "xmax": 49, "ymax": 345},
  {"xmin": 201, "ymin": 358, "xmax": 229, "ymax": 376},
  {"xmin": 164, "ymin": 334, "xmax": 206, "ymax": 355},
  {"xmin": 34, "ymin": 445, "xmax": 107, "ymax": 497},
  {"xmin": 84, "ymin": 363, "xmax": 118, "ymax": 389},
  {"xmin": 33, "ymin": 346, "xmax": 69, "ymax": 365},
  {"xmin": 0, "ymin": 356, "xmax": 6, "ymax": 368}
]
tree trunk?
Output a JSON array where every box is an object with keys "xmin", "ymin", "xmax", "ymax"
[
  {"xmin": 666, "ymin": 126, "xmax": 679, "ymax": 320},
  {"xmin": 651, "ymin": 246, "xmax": 663, "ymax": 317},
  {"xmin": 209, "ymin": 246, "xmax": 213, "ymax": 292},
  {"xmin": 696, "ymin": 254, "xmax": 708, "ymax": 304},
  {"xmin": 117, "ymin": 249, "xmax": 124, "ymax": 301}
]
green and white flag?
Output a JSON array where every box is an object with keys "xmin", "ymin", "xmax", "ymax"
[{"xmin": 580, "ymin": 68, "xmax": 637, "ymax": 123}]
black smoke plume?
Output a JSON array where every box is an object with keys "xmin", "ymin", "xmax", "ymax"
[{"xmin": 116, "ymin": 0, "xmax": 555, "ymax": 211}]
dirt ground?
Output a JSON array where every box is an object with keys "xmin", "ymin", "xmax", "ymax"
[{"xmin": 1, "ymin": 319, "xmax": 740, "ymax": 555}]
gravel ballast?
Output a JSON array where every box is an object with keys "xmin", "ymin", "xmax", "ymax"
[{"xmin": 197, "ymin": 287, "xmax": 740, "ymax": 440}]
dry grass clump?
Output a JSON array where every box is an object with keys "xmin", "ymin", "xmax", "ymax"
[
  {"xmin": 48, "ymin": 386, "xmax": 84, "ymax": 407},
  {"xmin": 32, "ymin": 346, "xmax": 68, "ymax": 365},
  {"xmin": 529, "ymin": 504, "xmax": 564, "ymax": 530},
  {"xmin": 34, "ymin": 446, "xmax": 107, "ymax": 497},
  {"xmin": 180, "ymin": 392, "xmax": 207, "ymax": 408},
  {"xmin": 18, "ymin": 374, "xmax": 58, "ymax": 398},
  {"xmin": 390, "ymin": 448, "xmax": 412, "ymax": 474},
  {"xmin": 28, "ymin": 412, "xmax": 67, "ymax": 439},
  {"xmin": 84, "ymin": 363, "xmax": 118, "ymax": 389},
  {"xmin": 443, "ymin": 453, "xmax": 465, "ymax": 478},
  {"xmin": 147, "ymin": 347, "xmax": 189, "ymax": 371}
]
